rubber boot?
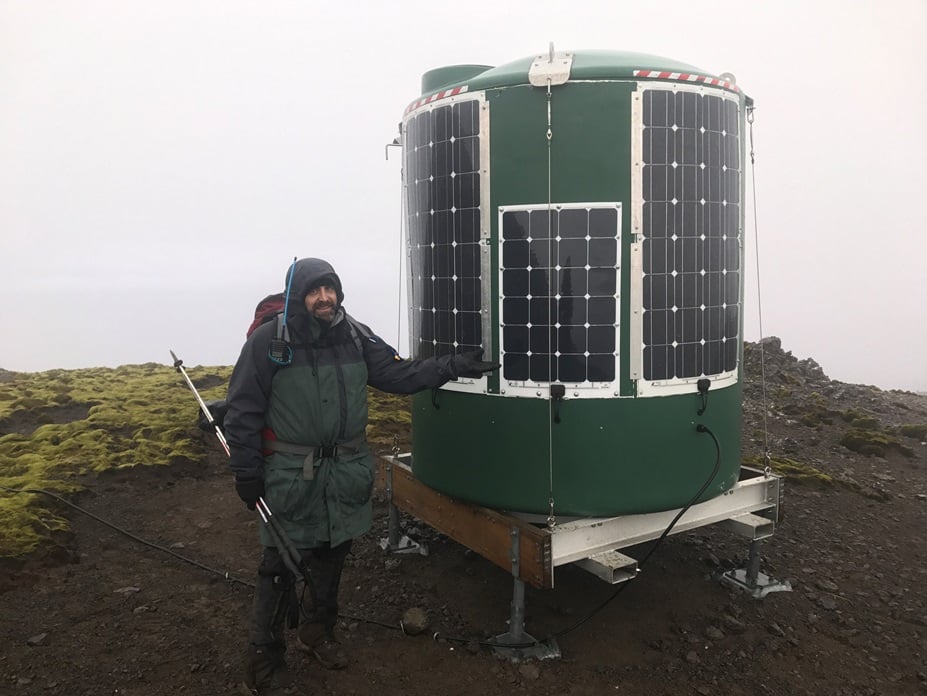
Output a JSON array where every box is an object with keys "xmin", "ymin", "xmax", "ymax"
[
  {"xmin": 242, "ymin": 642, "xmax": 285, "ymax": 694},
  {"xmin": 296, "ymin": 540, "xmax": 351, "ymax": 670},
  {"xmin": 243, "ymin": 548, "xmax": 292, "ymax": 692}
]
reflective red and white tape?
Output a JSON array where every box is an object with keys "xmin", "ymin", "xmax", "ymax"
[
  {"xmin": 633, "ymin": 70, "xmax": 739, "ymax": 92},
  {"xmin": 404, "ymin": 85, "xmax": 470, "ymax": 116}
]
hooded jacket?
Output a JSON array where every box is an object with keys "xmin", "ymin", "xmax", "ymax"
[{"xmin": 224, "ymin": 257, "xmax": 459, "ymax": 548}]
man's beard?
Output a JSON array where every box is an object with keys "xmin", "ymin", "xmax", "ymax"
[{"xmin": 313, "ymin": 303, "xmax": 336, "ymax": 321}]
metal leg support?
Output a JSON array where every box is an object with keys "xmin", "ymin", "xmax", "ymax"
[
  {"xmin": 720, "ymin": 539, "xmax": 792, "ymax": 599},
  {"xmin": 378, "ymin": 460, "xmax": 428, "ymax": 556},
  {"xmin": 492, "ymin": 529, "xmax": 560, "ymax": 662}
]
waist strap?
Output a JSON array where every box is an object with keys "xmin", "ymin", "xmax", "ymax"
[{"xmin": 261, "ymin": 434, "xmax": 366, "ymax": 459}]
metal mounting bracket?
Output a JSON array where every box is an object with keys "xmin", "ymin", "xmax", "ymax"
[
  {"xmin": 492, "ymin": 528, "xmax": 561, "ymax": 662},
  {"xmin": 719, "ymin": 539, "xmax": 791, "ymax": 599},
  {"xmin": 575, "ymin": 549, "xmax": 639, "ymax": 584},
  {"xmin": 720, "ymin": 568, "xmax": 792, "ymax": 599},
  {"xmin": 379, "ymin": 459, "xmax": 428, "ymax": 556},
  {"xmin": 379, "ymin": 533, "xmax": 428, "ymax": 556},
  {"xmin": 529, "ymin": 42, "xmax": 573, "ymax": 87}
]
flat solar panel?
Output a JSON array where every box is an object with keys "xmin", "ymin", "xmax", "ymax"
[
  {"xmin": 501, "ymin": 205, "xmax": 619, "ymax": 385},
  {"xmin": 641, "ymin": 89, "xmax": 741, "ymax": 381},
  {"xmin": 405, "ymin": 99, "xmax": 483, "ymax": 359}
]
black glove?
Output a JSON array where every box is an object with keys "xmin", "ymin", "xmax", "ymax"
[
  {"xmin": 198, "ymin": 400, "xmax": 228, "ymax": 432},
  {"xmin": 235, "ymin": 476, "xmax": 264, "ymax": 511},
  {"xmin": 450, "ymin": 349, "xmax": 501, "ymax": 379}
]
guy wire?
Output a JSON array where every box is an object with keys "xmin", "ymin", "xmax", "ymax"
[
  {"xmin": 747, "ymin": 105, "xmax": 772, "ymax": 470},
  {"xmin": 545, "ymin": 77, "xmax": 556, "ymax": 527}
]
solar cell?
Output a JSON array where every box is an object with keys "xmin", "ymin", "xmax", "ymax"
[
  {"xmin": 500, "ymin": 205, "xmax": 620, "ymax": 385},
  {"xmin": 405, "ymin": 99, "xmax": 483, "ymax": 358},
  {"xmin": 641, "ymin": 89, "xmax": 741, "ymax": 381}
]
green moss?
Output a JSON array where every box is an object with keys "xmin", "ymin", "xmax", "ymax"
[
  {"xmin": 849, "ymin": 416, "xmax": 881, "ymax": 430},
  {"xmin": 743, "ymin": 454, "xmax": 833, "ymax": 484},
  {"xmin": 840, "ymin": 410, "xmax": 884, "ymax": 431},
  {"xmin": 0, "ymin": 471, "xmax": 81, "ymax": 556},
  {"xmin": 782, "ymin": 401, "xmax": 838, "ymax": 428},
  {"xmin": 0, "ymin": 363, "xmax": 232, "ymax": 558},
  {"xmin": 840, "ymin": 409, "xmax": 861, "ymax": 423},
  {"xmin": 899, "ymin": 424, "xmax": 927, "ymax": 440},
  {"xmin": 840, "ymin": 429, "xmax": 915, "ymax": 458},
  {"xmin": 366, "ymin": 390, "xmax": 413, "ymax": 451},
  {"xmin": 0, "ymin": 364, "xmax": 420, "ymax": 560}
]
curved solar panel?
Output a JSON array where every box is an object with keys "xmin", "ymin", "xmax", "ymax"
[
  {"xmin": 501, "ymin": 205, "xmax": 620, "ymax": 385},
  {"xmin": 641, "ymin": 89, "xmax": 741, "ymax": 381},
  {"xmin": 405, "ymin": 99, "xmax": 483, "ymax": 359}
]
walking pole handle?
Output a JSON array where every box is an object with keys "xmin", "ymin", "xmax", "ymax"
[{"xmin": 169, "ymin": 349, "xmax": 231, "ymax": 456}]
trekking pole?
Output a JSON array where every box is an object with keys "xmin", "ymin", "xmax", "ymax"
[
  {"xmin": 170, "ymin": 351, "xmax": 315, "ymax": 603},
  {"xmin": 168, "ymin": 350, "xmax": 311, "ymax": 587},
  {"xmin": 169, "ymin": 349, "xmax": 230, "ymax": 457},
  {"xmin": 255, "ymin": 497, "xmax": 312, "ymax": 586},
  {"xmin": 255, "ymin": 498, "xmax": 320, "ymax": 624}
]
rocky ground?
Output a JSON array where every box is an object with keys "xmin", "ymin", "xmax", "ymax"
[{"xmin": 1, "ymin": 339, "xmax": 926, "ymax": 695}]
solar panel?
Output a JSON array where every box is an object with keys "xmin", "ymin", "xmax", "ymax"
[
  {"xmin": 500, "ymin": 204, "xmax": 620, "ymax": 390},
  {"xmin": 640, "ymin": 89, "xmax": 741, "ymax": 382},
  {"xmin": 405, "ymin": 98, "xmax": 484, "ymax": 360}
]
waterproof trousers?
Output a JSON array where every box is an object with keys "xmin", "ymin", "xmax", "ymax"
[{"xmin": 249, "ymin": 540, "xmax": 352, "ymax": 646}]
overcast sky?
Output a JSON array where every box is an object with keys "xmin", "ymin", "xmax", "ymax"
[{"xmin": 1, "ymin": 1, "xmax": 925, "ymax": 391}]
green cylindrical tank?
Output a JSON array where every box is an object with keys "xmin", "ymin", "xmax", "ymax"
[{"xmin": 400, "ymin": 49, "xmax": 750, "ymax": 516}]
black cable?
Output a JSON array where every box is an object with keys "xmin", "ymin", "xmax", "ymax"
[
  {"xmin": 0, "ymin": 483, "xmax": 407, "ymax": 634},
  {"xmin": 339, "ymin": 612, "xmax": 401, "ymax": 631},
  {"xmin": 0, "ymin": 483, "xmax": 254, "ymax": 587},
  {"xmin": 432, "ymin": 423, "xmax": 724, "ymax": 650}
]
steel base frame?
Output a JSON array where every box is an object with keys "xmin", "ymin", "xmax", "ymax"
[{"xmin": 378, "ymin": 456, "xmax": 789, "ymax": 660}]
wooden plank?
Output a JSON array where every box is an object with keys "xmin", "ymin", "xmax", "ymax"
[{"xmin": 375, "ymin": 456, "xmax": 553, "ymax": 589}]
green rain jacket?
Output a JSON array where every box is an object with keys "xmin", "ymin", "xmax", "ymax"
[{"xmin": 225, "ymin": 258, "xmax": 461, "ymax": 549}]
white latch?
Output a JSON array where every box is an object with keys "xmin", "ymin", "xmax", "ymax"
[{"xmin": 528, "ymin": 42, "xmax": 573, "ymax": 87}]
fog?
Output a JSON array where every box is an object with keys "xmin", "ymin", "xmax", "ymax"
[{"xmin": 1, "ymin": 1, "xmax": 925, "ymax": 391}]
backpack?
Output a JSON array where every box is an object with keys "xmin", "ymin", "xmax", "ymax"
[{"xmin": 247, "ymin": 293, "xmax": 285, "ymax": 338}]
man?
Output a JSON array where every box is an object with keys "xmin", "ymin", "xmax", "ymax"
[{"xmin": 224, "ymin": 257, "xmax": 496, "ymax": 693}]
